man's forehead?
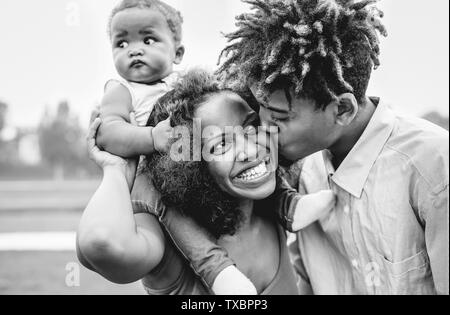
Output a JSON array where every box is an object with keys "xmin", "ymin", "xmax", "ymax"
[{"xmin": 249, "ymin": 85, "xmax": 292, "ymax": 113}]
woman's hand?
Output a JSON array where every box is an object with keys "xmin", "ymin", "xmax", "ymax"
[{"xmin": 87, "ymin": 108, "xmax": 138, "ymax": 190}]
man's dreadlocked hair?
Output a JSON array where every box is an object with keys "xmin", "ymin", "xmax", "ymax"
[{"xmin": 218, "ymin": 0, "xmax": 387, "ymax": 109}]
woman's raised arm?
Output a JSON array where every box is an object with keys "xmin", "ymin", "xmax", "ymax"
[{"xmin": 76, "ymin": 113, "xmax": 166, "ymax": 284}]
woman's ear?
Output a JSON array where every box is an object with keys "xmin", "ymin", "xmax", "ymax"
[
  {"xmin": 334, "ymin": 93, "xmax": 358, "ymax": 126},
  {"xmin": 174, "ymin": 45, "xmax": 185, "ymax": 65}
]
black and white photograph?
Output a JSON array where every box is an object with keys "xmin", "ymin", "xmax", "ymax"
[{"xmin": 0, "ymin": 0, "xmax": 448, "ymax": 299}]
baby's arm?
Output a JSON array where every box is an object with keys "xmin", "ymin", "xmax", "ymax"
[
  {"xmin": 274, "ymin": 173, "xmax": 336, "ymax": 232},
  {"xmin": 160, "ymin": 207, "xmax": 257, "ymax": 295},
  {"xmin": 97, "ymin": 83, "xmax": 169, "ymax": 158}
]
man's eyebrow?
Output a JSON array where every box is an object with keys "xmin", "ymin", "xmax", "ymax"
[{"xmin": 261, "ymin": 104, "xmax": 290, "ymax": 114}]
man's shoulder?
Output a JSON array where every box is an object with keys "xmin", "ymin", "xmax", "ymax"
[{"xmin": 386, "ymin": 114, "xmax": 449, "ymax": 190}]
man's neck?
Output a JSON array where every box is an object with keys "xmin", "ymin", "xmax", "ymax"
[{"xmin": 329, "ymin": 97, "xmax": 377, "ymax": 169}]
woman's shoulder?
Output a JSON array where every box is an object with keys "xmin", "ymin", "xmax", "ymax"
[{"xmin": 141, "ymin": 230, "xmax": 211, "ymax": 295}]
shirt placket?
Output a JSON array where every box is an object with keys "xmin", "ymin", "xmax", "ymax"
[{"xmin": 324, "ymin": 151, "xmax": 367, "ymax": 293}]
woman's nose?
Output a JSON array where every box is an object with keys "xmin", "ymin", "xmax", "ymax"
[{"xmin": 235, "ymin": 133, "xmax": 259, "ymax": 162}]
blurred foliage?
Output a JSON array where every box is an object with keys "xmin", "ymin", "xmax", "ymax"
[
  {"xmin": 0, "ymin": 100, "xmax": 6, "ymax": 132},
  {"xmin": 37, "ymin": 100, "xmax": 100, "ymax": 179},
  {"xmin": 0, "ymin": 100, "xmax": 100, "ymax": 180},
  {"xmin": 422, "ymin": 111, "xmax": 449, "ymax": 131}
]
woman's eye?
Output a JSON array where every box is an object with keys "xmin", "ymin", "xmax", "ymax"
[
  {"xmin": 144, "ymin": 37, "xmax": 156, "ymax": 45},
  {"xmin": 211, "ymin": 140, "xmax": 231, "ymax": 155},
  {"xmin": 117, "ymin": 41, "xmax": 128, "ymax": 49}
]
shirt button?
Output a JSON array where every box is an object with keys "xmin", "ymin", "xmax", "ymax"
[
  {"xmin": 343, "ymin": 205, "xmax": 350, "ymax": 214},
  {"xmin": 351, "ymin": 260, "xmax": 359, "ymax": 269}
]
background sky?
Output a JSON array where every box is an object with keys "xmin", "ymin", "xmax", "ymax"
[{"xmin": 0, "ymin": 0, "xmax": 448, "ymax": 128}]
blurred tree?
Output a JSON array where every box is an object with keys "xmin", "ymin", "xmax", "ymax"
[
  {"xmin": 0, "ymin": 100, "xmax": 7, "ymax": 133},
  {"xmin": 38, "ymin": 100, "xmax": 87, "ymax": 179},
  {"xmin": 422, "ymin": 111, "xmax": 449, "ymax": 131}
]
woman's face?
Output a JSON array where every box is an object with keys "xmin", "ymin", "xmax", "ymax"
[{"xmin": 196, "ymin": 92, "xmax": 277, "ymax": 201}]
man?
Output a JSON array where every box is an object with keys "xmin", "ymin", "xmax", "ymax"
[{"xmin": 218, "ymin": 0, "xmax": 449, "ymax": 294}]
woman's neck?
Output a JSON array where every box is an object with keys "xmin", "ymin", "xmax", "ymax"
[{"xmin": 237, "ymin": 199, "xmax": 256, "ymax": 230}]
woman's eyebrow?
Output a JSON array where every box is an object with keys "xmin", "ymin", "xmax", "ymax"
[
  {"xmin": 243, "ymin": 112, "xmax": 259, "ymax": 125},
  {"xmin": 204, "ymin": 133, "xmax": 228, "ymax": 147}
]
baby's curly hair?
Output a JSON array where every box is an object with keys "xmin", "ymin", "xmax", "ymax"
[
  {"xmin": 142, "ymin": 69, "xmax": 243, "ymax": 239},
  {"xmin": 108, "ymin": 0, "xmax": 183, "ymax": 44},
  {"xmin": 218, "ymin": 0, "xmax": 388, "ymax": 109}
]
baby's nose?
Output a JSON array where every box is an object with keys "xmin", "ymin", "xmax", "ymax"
[{"xmin": 128, "ymin": 49, "xmax": 144, "ymax": 57}]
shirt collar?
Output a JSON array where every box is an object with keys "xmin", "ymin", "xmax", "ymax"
[{"xmin": 325, "ymin": 98, "xmax": 397, "ymax": 198}]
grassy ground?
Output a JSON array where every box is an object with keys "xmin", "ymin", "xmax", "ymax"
[
  {"xmin": 0, "ymin": 252, "xmax": 145, "ymax": 295},
  {"xmin": 0, "ymin": 180, "xmax": 145, "ymax": 295}
]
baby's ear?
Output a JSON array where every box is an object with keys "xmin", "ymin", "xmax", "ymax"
[{"xmin": 174, "ymin": 45, "xmax": 185, "ymax": 65}]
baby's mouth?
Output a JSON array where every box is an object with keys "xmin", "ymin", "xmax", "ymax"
[{"xmin": 130, "ymin": 60, "xmax": 146, "ymax": 68}]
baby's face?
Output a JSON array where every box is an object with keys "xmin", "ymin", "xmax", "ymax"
[{"xmin": 110, "ymin": 8, "xmax": 183, "ymax": 84}]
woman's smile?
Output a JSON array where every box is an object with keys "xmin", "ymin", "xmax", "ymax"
[{"xmin": 232, "ymin": 156, "xmax": 273, "ymax": 188}]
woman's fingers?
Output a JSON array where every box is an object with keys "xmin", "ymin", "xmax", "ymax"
[
  {"xmin": 87, "ymin": 118, "xmax": 102, "ymax": 160},
  {"xmin": 89, "ymin": 106, "xmax": 101, "ymax": 126}
]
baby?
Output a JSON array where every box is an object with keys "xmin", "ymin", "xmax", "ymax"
[{"xmin": 97, "ymin": 0, "xmax": 185, "ymax": 157}]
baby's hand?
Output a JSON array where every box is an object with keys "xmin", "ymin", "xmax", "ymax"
[
  {"xmin": 152, "ymin": 117, "xmax": 173, "ymax": 153},
  {"xmin": 212, "ymin": 265, "xmax": 257, "ymax": 295},
  {"xmin": 292, "ymin": 190, "xmax": 337, "ymax": 232}
]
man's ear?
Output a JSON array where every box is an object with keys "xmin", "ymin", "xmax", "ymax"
[
  {"xmin": 174, "ymin": 45, "xmax": 185, "ymax": 65},
  {"xmin": 334, "ymin": 93, "xmax": 358, "ymax": 126}
]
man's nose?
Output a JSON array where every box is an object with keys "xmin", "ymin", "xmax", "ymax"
[
  {"xmin": 259, "ymin": 107, "xmax": 272, "ymax": 129},
  {"xmin": 259, "ymin": 110, "xmax": 280, "ymax": 134}
]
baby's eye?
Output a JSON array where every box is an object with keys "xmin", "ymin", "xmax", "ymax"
[
  {"xmin": 117, "ymin": 41, "xmax": 129, "ymax": 49},
  {"xmin": 144, "ymin": 37, "xmax": 156, "ymax": 45}
]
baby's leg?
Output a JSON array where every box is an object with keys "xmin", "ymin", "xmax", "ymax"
[{"xmin": 292, "ymin": 190, "xmax": 336, "ymax": 231}]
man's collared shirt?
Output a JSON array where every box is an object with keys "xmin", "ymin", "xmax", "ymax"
[{"xmin": 290, "ymin": 99, "xmax": 449, "ymax": 295}]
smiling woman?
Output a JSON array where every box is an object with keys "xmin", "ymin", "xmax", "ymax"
[{"xmin": 145, "ymin": 69, "xmax": 277, "ymax": 237}]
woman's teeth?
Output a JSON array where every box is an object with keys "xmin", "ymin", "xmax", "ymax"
[{"xmin": 237, "ymin": 161, "xmax": 268, "ymax": 181}]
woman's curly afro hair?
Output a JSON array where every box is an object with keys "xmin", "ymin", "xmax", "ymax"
[{"xmin": 142, "ymin": 69, "xmax": 243, "ymax": 239}]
